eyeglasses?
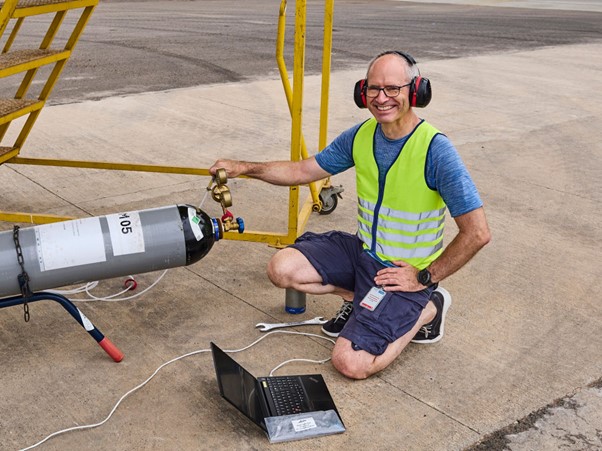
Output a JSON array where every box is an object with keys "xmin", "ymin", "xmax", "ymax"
[{"xmin": 365, "ymin": 82, "xmax": 412, "ymax": 98}]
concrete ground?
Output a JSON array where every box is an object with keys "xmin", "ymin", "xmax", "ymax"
[{"xmin": 1, "ymin": 1, "xmax": 601, "ymax": 450}]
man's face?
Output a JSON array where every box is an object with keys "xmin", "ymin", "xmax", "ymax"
[{"xmin": 365, "ymin": 54, "xmax": 412, "ymax": 125}]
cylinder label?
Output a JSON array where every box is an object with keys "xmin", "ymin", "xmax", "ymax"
[
  {"xmin": 188, "ymin": 207, "xmax": 205, "ymax": 241},
  {"xmin": 107, "ymin": 211, "xmax": 145, "ymax": 256},
  {"xmin": 35, "ymin": 218, "xmax": 107, "ymax": 271}
]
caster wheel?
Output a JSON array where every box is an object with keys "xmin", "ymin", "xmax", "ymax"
[{"xmin": 318, "ymin": 193, "xmax": 338, "ymax": 215}]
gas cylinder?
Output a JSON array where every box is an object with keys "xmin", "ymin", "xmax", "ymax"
[{"xmin": 0, "ymin": 204, "xmax": 241, "ymax": 298}]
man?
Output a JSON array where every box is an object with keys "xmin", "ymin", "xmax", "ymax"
[{"xmin": 210, "ymin": 51, "xmax": 490, "ymax": 380}]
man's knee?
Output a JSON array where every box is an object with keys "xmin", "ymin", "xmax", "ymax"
[
  {"xmin": 267, "ymin": 251, "xmax": 288, "ymax": 288},
  {"xmin": 332, "ymin": 354, "xmax": 371, "ymax": 380},
  {"xmin": 331, "ymin": 340, "xmax": 373, "ymax": 380},
  {"xmin": 266, "ymin": 248, "xmax": 306, "ymax": 288}
]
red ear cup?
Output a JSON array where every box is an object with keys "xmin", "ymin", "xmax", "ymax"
[
  {"xmin": 409, "ymin": 77, "xmax": 418, "ymax": 107},
  {"xmin": 410, "ymin": 76, "xmax": 432, "ymax": 108},
  {"xmin": 354, "ymin": 79, "xmax": 367, "ymax": 108}
]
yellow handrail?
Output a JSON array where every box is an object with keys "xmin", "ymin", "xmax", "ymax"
[
  {"xmin": 319, "ymin": 0, "xmax": 334, "ymax": 151},
  {"xmin": 276, "ymin": 0, "xmax": 321, "ymax": 212},
  {"xmin": 275, "ymin": 0, "xmax": 337, "ymax": 239}
]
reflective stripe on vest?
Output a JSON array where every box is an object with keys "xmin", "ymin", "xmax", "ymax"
[{"xmin": 352, "ymin": 118, "xmax": 446, "ymax": 268}]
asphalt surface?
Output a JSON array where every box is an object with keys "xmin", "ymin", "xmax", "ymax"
[{"xmin": 6, "ymin": 0, "xmax": 601, "ymax": 104}]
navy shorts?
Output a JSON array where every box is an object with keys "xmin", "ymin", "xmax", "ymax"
[{"xmin": 291, "ymin": 231, "xmax": 433, "ymax": 356}]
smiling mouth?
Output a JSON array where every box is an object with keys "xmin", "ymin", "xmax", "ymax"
[{"xmin": 375, "ymin": 105, "xmax": 395, "ymax": 111}]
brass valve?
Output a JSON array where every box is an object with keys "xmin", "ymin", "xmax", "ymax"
[
  {"xmin": 207, "ymin": 168, "xmax": 244, "ymax": 234},
  {"xmin": 209, "ymin": 168, "xmax": 232, "ymax": 208}
]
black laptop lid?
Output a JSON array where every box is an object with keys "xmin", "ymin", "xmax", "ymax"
[
  {"xmin": 211, "ymin": 342, "xmax": 266, "ymax": 431},
  {"xmin": 296, "ymin": 374, "xmax": 339, "ymax": 413}
]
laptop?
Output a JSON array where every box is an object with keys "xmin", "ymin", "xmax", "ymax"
[{"xmin": 210, "ymin": 342, "xmax": 345, "ymax": 443}]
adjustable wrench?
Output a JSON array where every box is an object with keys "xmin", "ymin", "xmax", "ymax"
[{"xmin": 255, "ymin": 316, "xmax": 327, "ymax": 332}]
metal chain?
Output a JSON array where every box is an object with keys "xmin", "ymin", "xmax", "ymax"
[{"xmin": 12, "ymin": 225, "xmax": 31, "ymax": 322}]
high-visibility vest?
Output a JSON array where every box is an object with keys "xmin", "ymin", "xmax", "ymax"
[{"xmin": 353, "ymin": 118, "xmax": 446, "ymax": 269}]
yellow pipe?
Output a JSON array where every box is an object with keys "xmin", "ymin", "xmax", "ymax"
[
  {"xmin": 2, "ymin": 18, "xmax": 21, "ymax": 54},
  {"xmin": 297, "ymin": 178, "xmax": 328, "ymax": 236},
  {"xmin": 276, "ymin": 0, "xmax": 321, "ymax": 212},
  {"xmin": 286, "ymin": 0, "xmax": 307, "ymax": 242},
  {"xmin": 296, "ymin": 0, "xmax": 337, "ymax": 229},
  {"xmin": 8, "ymin": 156, "xmax": 215, "ymax": 176},
  {"xmin": 41, "ymin": 11, "xmax": 67, "ymax": 49},
  {"xmin": 222, "ymin": 230, "xmax": 290, "ymax": 247},
  {"xmin": 0, "ymin": 211, "xmax": 74, "ymax": 224},
  {"xmin": 65, "ymin": 5, "xmax": 95, "ymax": 50},
  {"xmin": 14, "ymin": 12, "xmax": 66, "ymax": 99},
  {"xmin": 319, "ymin": 0, "xmax": 334, "ymax": 151}
]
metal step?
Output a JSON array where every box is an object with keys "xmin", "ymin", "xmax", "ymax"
[
  {"xmin": 0, "ymin": 0, "xmax": 97, "ymax": 17},
  {"xmin": 0, "ymin": 145, "xmax": 18, "ymax": 163},
  {"xmin": 0, "ymin": 98, "xmax": 43, "ymax": 125},
  {"xmin": 0, "ymin": 49, "xmax": 68, "ymax": 77}
]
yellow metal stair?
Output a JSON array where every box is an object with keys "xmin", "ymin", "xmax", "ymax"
[
  {"xmin": 0, "ymin": 49, "xmax": 69, "ymax": 77},
  {"xmin": 0, "ymin": 0, "xmax": 97, "ymax": 168}
]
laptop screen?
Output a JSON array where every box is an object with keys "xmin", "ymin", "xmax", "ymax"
[{"xmin": 211, "ymin": 343, "xmax": 266, "ymax": 430}]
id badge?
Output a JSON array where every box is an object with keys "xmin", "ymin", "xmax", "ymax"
[{"xmin": 359, "ymin": 286, "xmax": 386, "ymax": 311}]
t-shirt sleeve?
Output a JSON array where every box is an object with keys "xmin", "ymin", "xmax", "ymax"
[
  {"xmin": 314, "ymin": 124, "xmax": 362, "ymax": 175},
  {"xmin": 426, "ymin": 134, "xmax": 483, "ymax": 218}
]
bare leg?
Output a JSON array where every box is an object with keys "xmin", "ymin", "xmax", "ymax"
[
  {"xmin": 330, "ymin": 300, "xmax": 437, "ymax": 379},
  {"xmin": 267, "ymin": 247, "xmax": 353, "ymax": 300}
]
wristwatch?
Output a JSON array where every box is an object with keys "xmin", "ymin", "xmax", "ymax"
[{"xmin": 417, "ymin": 268, "xmax": 434, "ymax": 287}]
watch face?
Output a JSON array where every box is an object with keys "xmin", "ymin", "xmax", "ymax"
[{"xmin": 419, "ymin": 269, "xmax": 431, "ymax": 285}]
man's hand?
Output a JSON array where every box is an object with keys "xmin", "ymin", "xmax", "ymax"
[
  {"xmin": 209, "ymin": 159, "xmax": 246, "ymax": 178},
  {"xmin": 373, "ymin": 260, "xmax": 424, "ymax": 292}
]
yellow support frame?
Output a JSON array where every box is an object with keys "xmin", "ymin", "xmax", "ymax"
[{"xmin": 0, "ymin": 0, "xmax": 337, "ymax": 249}]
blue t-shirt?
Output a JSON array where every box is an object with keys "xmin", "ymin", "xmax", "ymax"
[{"xmin": 315, "ymin": 120, "xmax": 482, "ymax": 218}]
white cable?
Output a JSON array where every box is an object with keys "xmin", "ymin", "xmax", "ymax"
[
  {"xmin": 80, "ymin": 270, "xmax": 168, "ymax": 302},
  {"xmin": 264, "ymin": 332, "xmax": 334, "ymax": 376},
  {"xmin": 47, "ymin": 270, "xmax": 168, "ymax": 303},
  {"xmin": 269, "ymin": 358, "xmax": 332, "ymax": 377},
  {"xmin": 223, "ymin": 330, "xmax": 335, "ymax": 355},
  {"xmin": 19, "ymin": 330, "xmax": 335, "ymax": 451},
  {"xmin": 47, "ymin": 281, "xmax": 99, "ymax": 295},
  {"xmin": 198, "ymin": 187, "xmax": 210, "ymax": 209},
  {"xmin": 19, "ymin": 347, "xmax": 207, "ymax": 451}
]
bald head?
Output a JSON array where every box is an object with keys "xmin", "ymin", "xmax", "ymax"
[{"xmin": 366, "ymin": 51, "xmax": 420, "ymax": 82}]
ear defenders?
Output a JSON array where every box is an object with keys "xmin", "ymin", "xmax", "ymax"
[{"xmin": 353, "ymin": 51, "xmax": 432, "ymax": 109}]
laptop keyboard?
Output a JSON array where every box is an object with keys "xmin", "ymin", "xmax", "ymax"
[{"xmin": 267, "ymin": 376, "xmax": 306, "ymax": 416}]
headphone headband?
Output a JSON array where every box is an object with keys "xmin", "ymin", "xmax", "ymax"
[{"xmin": 387, "ymin": 50, "xmax": 417, "ymax": 67}]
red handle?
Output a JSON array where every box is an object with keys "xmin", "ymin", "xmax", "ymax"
[
  {"xmin": 221, "ymin": 210, "xmax": 233, "ymax": 222},
  {"xmin": 99, "ymin": 337, "xmax": 124, "ymax": 362}
]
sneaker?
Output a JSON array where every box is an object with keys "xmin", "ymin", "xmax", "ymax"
[
  {"xmin": 321, "ymin": 301, "xmax": 353, "ymax": 337},
  {"xmin": 411, "ymin": 287, "xmax": 452, "ymax": 344}
]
